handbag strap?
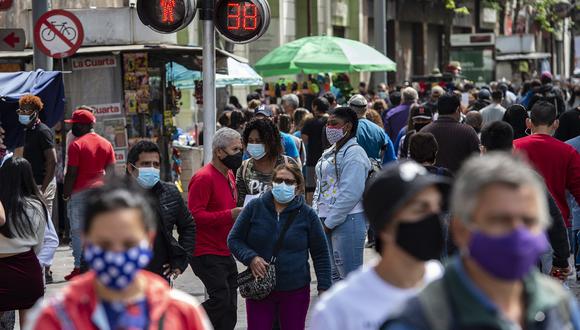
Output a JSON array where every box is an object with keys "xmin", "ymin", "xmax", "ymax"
[{"xmin": 271, "ymin": 208, "xmax": 300, "ymax": 263}]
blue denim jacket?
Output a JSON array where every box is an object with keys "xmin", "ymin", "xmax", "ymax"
[{"xmin": 313, "ymin": 137, "xmax": 371, "ymax": 229}]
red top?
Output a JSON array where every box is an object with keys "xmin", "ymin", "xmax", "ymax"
[
  {"xmin": 27, "ymin": 271, "xmax": 211, "ymax": 330},
  {"xmin": 188, "ymin": 163, "xmax": 238, "ymax": 257},
  {"xmin": 67, "ymin": 132, "xmax": 116, "ymax": 193},
  {"xmin": 514, "ymin": 134, "xmax": 580, "ymax": 227}
]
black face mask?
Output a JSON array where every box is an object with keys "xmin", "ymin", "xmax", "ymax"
[
  {"xmin": 414, "ymin": 122, "xmax": 430, "ymax": 132},
  {"xmin": 71, "ymin": 125, "xmax": 85, "ymax": 137},
  {"xmin": 221, "ymin": 151, "xmax": 243, "ymax": 170},
  {"xmin": 396, "ymin": 213, "xmax": 444, "ymax": 261}
]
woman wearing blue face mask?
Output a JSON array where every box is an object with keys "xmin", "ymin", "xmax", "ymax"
[
  {"xmin": 27, "ymin": 179, "xmax": 211, "ymax": 330},
  {"xmin": 314, "ymin": 106, "xmax": 371, "ymax": 283},
  {"xmin": 237, "ymin": 118, "xmax": 300, "ymax": 207},
  {"xmin": 228, "ymin": 163, "xmax": 331, "ymax": 330}
]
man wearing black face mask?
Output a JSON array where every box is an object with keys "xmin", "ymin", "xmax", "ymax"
[
  {"xmin": 62, "ymin": 109, "xmax": 116, "ymax": 281},
  {"xmin": 187, "ymin": 127, "xmax": 243, "ymax": 330},
  {"xmin": 311, "ymin": 161, "xmax": 449, "ymax": 330},
  {"xmin": 383, "ymin": 154, "xmax": 580, "ymax": 330}
]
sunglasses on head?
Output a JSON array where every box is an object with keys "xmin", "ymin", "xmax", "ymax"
[{"xmin": 273, "ymin": 178, "xmax": 296, "ymax": 185}]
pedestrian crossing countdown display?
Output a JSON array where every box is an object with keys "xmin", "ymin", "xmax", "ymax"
[
  {"xmin": 214, "ymin": 0, "xmax": 271, "ymax": 43},
  {"xmin": 137, "ymin": 0, "xmax": 270, "ymax": 44}
]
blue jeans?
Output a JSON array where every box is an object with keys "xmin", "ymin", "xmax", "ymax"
[
  {"xmin": 67, "ymin": 191, "xmax": 87, "ymax": 268},
  {"xmin": 325, "ymin": 212, "xmax": 368, "ymax": 283}
]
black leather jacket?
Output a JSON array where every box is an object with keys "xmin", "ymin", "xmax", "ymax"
[{"xmin": 146, "ymin": 181, "xmax": 196, "ymax": 275}]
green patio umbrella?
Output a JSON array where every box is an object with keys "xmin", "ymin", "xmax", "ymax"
[{"xmin": 255, "ymin": 35, "xmax": 396, "ymax": 77}]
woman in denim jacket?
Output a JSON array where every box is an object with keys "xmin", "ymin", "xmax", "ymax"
[{"xmin": 314, "ymin": 106, "xmax": 371, "ymax": 282}]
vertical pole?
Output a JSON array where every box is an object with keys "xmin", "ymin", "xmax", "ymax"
[
  {"xmin": 374, "ymin": 0, "xmax": 387, "ymax": 84},
  {"xmin": 32, "ymin": 0, "xmax": 53, "ymax": 71},
  {"xmin": 201, "ymin": 0, "xmax": 216, "ymax": 165},
  {"xmin": 307, "ymin": 0, "xmax": 312, "ymax": 36}
]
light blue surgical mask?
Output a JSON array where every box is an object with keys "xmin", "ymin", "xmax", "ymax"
[
  {"xmin": 136, "ymin": 167, "xmax": 160, "ymax": 189},
  {"xmin": 18, "ymin": 114, "xmax": 33, "ymax": 126},
  {"xmin": 272, "ymin": 182, "xmax": 296, "ymax": 204},
  {"xmin": 247, "ymin": 143, "xmax": 266, "ymax": 160}
]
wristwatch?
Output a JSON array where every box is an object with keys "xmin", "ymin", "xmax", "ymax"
[{"xmin": 63, "ymin": 196, "xmax": 70, "ymax": 202}]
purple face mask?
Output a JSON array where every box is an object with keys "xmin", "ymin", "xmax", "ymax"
[{"xmin": 468, "ymin": 226, "xmax": 548, "ymax": 281}]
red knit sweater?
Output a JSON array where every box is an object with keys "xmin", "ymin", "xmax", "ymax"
[
  {"xmin": 188, "ymin": 163, "xmax": 238, "ymax": 257},
  {"xmin": 514, "ymin": 134, "xmax": 580, "ymax": 227}
]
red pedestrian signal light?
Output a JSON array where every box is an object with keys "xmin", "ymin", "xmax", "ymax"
[
  {"xmin": 161, "ymin": 0, "xmax": 177, "ymax": 24},
  {"xmin": 137, "ymin": 0, "xmax": 196, "ymax": 33},
  {"xmin": 215, "ymin": 0, "xmax": 270, "ymax": 43}
]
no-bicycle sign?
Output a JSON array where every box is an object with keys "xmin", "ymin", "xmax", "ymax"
[{"xmin": 34, "ymin": 9, "xmax": 84, "ymax": 59}]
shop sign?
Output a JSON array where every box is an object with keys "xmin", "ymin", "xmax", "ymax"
[
  {"xmin": 72, "ymin": 56, "xmax": 117, "ymax": 70},
  {"xmin": 91, "ymin": 103, "xmax": 123, "ymax": 117}
]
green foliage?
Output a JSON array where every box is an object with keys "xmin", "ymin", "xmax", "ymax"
[
  {"xmin": 444, "ymin": 0, "xmax": 571, "ymax": 33},
  {"xmin": 444, "ymin": 0, "xmax": 470, "ymax": 14}
]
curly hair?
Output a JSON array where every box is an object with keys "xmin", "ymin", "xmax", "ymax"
[
  {"xmin": 18, "ymin": 94, "xmax": 43, "ymax": 111},
  {"xmin": 242, "ymin": 118, "xmax": 283, "ymax": 159}
]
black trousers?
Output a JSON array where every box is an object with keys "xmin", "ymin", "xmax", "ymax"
[{"xmin": 191, "ymin": 255, "xmax": 238, "ymax": 330}]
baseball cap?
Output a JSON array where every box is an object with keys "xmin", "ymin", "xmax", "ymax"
[
  {"xmin": 65, "ymin": 109, "xmax": 96, "ymax": 124},
  {"xmin": 255, "ymin": 105, "xmax": 273, "ymax": 118},
  {"xmin": 363, "ymin": 161, "xmax": 450, "ymax": 232},
  {"xmin": 348, "ymin": 94, "xmax": 368, "ymax": 108},
  {"xmin": 541, "ymin": 71, "xmax": 553, "ymax": 83},
  {"xmin": 478, "ymin": 89, "xmax": 491, "ymax": 100},
  {"xmin": 410, "ymin": 104, "xmax": 433, "ymax": 120}
]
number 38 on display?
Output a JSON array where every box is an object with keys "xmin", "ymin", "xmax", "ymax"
[
  {"xmin": 215, "ymin": 0, "xmax": 270, "ymax": 44},
  {"xmin": 137, "ymin": 0, "xmax": 270, "ymax": 44}
]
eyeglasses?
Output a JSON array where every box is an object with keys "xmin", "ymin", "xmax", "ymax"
[
  {"xmin": 16, "ymin": 108, "xmax": 36, "ymax": 115},
  {"xmin": 273, "ymin": 178, "xmax": 296, "ymax": 185}
]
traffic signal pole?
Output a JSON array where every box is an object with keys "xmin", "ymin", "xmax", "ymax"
[
  {"xmin": 200, "ymin": 0, "xmax": 216, "ymax": 165},
  {"xmin": 32, "ymin": 0, "xmax": 53, "ymax": 70}
]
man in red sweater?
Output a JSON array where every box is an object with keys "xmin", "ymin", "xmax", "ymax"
[
  {"xmin": 188, "ymin": 127, "xmax": 243, "ymax": 330},
  {"xmin": 514, "ymin": 101, "xmax": 580, "ymax": 228}
]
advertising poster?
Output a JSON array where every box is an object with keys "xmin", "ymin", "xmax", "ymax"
[
  {"xmin": 124, "ymin": 53, "xmax": 150, "ymax": 114},
  {"xmin": 91, "ymin": 102, "xmax": 128, "ymax": 164}
]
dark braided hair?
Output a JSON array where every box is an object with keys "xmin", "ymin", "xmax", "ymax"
[{"xmin": 242, "ymin": 118, "xmax": 284, "ymax": 159}]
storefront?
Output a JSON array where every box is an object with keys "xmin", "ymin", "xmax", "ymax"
[{"xmin": 1, "ymin": 44, "xmax": 239, "ymax": 178}]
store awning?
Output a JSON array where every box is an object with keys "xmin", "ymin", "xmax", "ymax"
[
  {"xmin": 0, "ymin": 70, "xmax": 65, "ymax": 149},
  {"xmin": 167, "ymin": 57, "xmax": 263, "ymax": 89},
  {"xmin": 0, "ymin": 44, "xmax": 247, "ymax": 73},
  {"xmin": 495, "ymin": 53, "xmax": 552, "ymax": 61}
]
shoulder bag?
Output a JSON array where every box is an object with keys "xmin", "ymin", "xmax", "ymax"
[{"xmin": 237, "ymin": 208, "xmax": 300, "ymax": 300}]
